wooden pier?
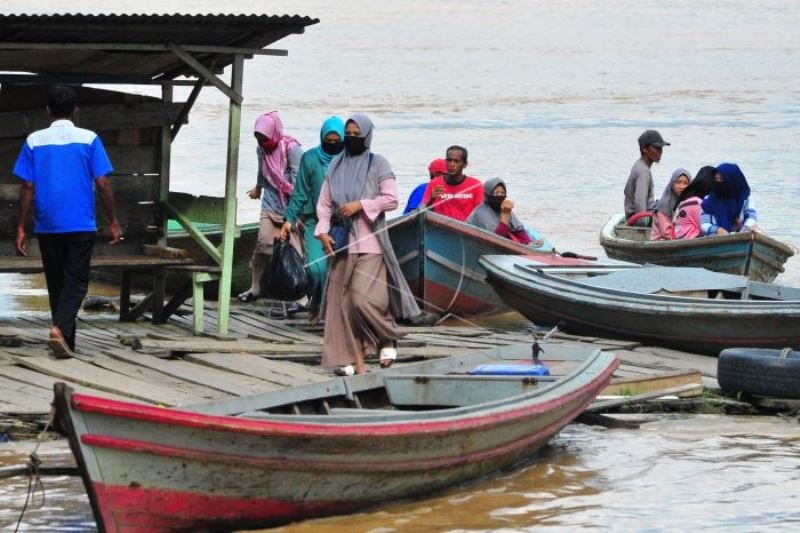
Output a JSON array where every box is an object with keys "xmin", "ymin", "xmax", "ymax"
[{"xmin": 0, "ymin": 299, "xmax": 727, "ymax": 422}]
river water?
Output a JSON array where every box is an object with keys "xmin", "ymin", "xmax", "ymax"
[
  {"xmin": 1, "ymin": 0, "xmax": 799, "ymax": 530},
  {"xmin": 2, "ymin": 416, "xmax": 800, "ymax": 531}
]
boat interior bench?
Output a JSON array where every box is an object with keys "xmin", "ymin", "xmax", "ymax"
[
  {"xmin": 0, "ymin": 249, "xmax": 220, "ymax": 328},
  {"xmin": 383, "ymin": 374, "xmax": 558, "ymax": 408}
]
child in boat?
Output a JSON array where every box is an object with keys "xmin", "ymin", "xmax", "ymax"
[
  {"xmin": 673, "ymin": 166, "xmax": 716, "ymax": 239},
  {"xmin": 700, "ymin": 163, "xmax": 758, "ymax": 236},
  {"xmin": 650, "ymin": 168, "xmax": 691, "ymax": 240},
  {"xmin": 466, "ymin": 178, "xmax": 544, "ymax": 247}
]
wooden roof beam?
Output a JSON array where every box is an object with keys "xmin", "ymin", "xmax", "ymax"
[
  {"xmin": 0, "ymin": 42, "xmax": 287, "ymax": 57},
  {"xmin": 168, "ymin": 44, "xmax": 242, "ymax": 104},
  {"xmin": 0, "ymin": 73, "xmax": 211, "ymax": 86},
  {"xmin": 171, "ymin": 79, "xmax": 203, "ymax": 140}
]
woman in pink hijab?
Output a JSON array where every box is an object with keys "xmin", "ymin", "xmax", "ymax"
[{"xmin": 238, "ymin": 111, "xmax": 304, "ymax": 302}]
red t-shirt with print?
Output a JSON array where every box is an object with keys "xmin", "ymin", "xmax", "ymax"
[{"xmin": 421, "ymin": 176, "xmax": 484, "ymax": 222}]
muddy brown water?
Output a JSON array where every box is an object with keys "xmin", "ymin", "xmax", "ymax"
[{"xmin": 2, "ymin": 415, "xmax": 799, "ymax": 531}]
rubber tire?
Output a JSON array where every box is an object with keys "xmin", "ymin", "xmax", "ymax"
[{"xmin": 717, "ymin": 348, "xmax": 800, "ymax": 398}]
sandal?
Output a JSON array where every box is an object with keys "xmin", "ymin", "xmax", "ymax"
[
  {"xmin": 48, "ymin": 337, "xmax": 74, "ymax": 360},
  {"xmin": 334, "ymin": 365, "xmax": 356, "ymax": 377},
  {"xmin": 237, "ymin": 290, "xmax": 258, "ymax": 303},
  {"xmin": 379, "ymin": 347, "xmax": 397, "ymax": 369}
]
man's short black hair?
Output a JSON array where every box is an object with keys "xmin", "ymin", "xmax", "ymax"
[
  {"xmin": 48, "ymin": 85, "xmax": 77, "ymax": 118},
  {"xmin": 446, "ymin": 145, "xmax": 468, "ymax": 163}
]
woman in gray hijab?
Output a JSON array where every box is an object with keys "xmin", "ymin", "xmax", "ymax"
[
  {"xmin": 466, "ymin": 178, "xmax": 543, "ymax": 246},
  {"xmin": 315, "ymin": 114, "xmax": 420, "ymax": 375},
  {"xmin": 650, "ymin": 168, "xmax": 691, "ymax": 240}
]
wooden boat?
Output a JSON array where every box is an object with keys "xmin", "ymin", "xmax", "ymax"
[
  {"xmin": 167, "ymin": 211, "xmax": 592, "ymax": 315},
  {"xmin": 480, "ymin": 255, "xmax": 800, "ymax": 355},
  {"xmin": 52, "ymin": 343, "xmax": 618, "ymax": 531},
  {"xmin": 388, "ymin": 211, "xmax": 593, "ymax": 316},
  {"xmin": 599, "ymin": 213, "xmax": 795, "ymax": 282}
]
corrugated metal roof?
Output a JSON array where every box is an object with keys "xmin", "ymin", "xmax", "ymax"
[{"xmin": 0, "ymin": 13, "xmax": 319, "ymax": 81}]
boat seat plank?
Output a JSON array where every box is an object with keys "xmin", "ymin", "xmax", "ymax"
[
  {"xmin": 575, "ymin": 266, "xmax": 749, "ymax": 294},
  {"xmin": 10, "ymin": 355, "xmax": 202, "ymax": 406},
  {"xmin": 182, "ymin": 352, "xmax": 330, "ymax": 386},
  {"xmin": 748, "ymin": 280, "xmax": 800, "ymax": 301},
  {"xmin": 102, "ymin": 349, "xmax": 284, "ymax": 396},
  {"xmin": 324, "ymin": 407, "xmax": 412, "ymax": 417},
  {"xmin": 184, "ymin": 378, "xmax": 351, "ymax": 415},
  {"xmin": 384, "ymin": 374, "xmax": 554, "ymax": 407}
]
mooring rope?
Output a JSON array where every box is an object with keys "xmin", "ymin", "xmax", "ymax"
[{"xmin": 14, "ymin": 419, "xmax": 51, "ymax": 532}]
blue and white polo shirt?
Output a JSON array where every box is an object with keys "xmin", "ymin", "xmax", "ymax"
[{"xmin": 13, "ymin": 119, "xmax": 113, "ymax": 234}]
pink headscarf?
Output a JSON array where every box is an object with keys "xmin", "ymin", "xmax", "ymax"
[
  {"xmin": 673, "ymin": 197, "xmax": 703, "ymax": 239},
  {"xmin": 254, "ymin": 111, "xmax": 301, "ymax": 207}
]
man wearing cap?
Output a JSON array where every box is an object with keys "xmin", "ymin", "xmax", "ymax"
[
  {"xmin": 403, "ymin": 158, "xmax": 447, "ymax": 214},
  {"xmin": 623, "ymin": 129, "xmax": 670, "ymax": 226}
]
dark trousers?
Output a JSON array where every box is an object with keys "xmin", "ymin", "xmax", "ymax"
[{"xmin": 36, "ymin": 232, "xmax": 96, "ymax": 351}]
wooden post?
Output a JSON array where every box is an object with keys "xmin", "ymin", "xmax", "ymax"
[
  {"xmin": 154, "ymin": 84, "xmax": 173, "ymax": 322},
  {"xmin": 159, "ymin": 84, "xmax": 173, "ymax": 246},
  {"xmin": 217, "ymin": 54, "xmax": 244, "ymax": 335},
  {"xmin": 192, "ymin": 272, "xmax": 206, "ymax": 335}
]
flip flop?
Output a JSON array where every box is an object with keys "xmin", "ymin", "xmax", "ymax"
[
  {"xmin": 334, "ymin": 365, "xmax": 356, "ymax": 376},
  {"xmin": 237, "ymin": 290, "xmax": 258, "ymax": 303},
  {"xmin": 379, "ymin": 347, "xmax": 397, "ymax": 369},
  {"xmin": 47, "ymin": 337, "xmax": 74, "ymax": 360}
]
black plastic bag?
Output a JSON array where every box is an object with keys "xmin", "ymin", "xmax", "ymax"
[{"xmin": 260, "ymin": 238, "xmax": 310, "ymax": 301}]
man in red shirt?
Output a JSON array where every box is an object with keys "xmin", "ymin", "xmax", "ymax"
[{"xmin": 421, "ymin": 145, "xmax": 483, "ymax": 221}]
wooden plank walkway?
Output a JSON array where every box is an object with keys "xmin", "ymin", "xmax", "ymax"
[{"xmin": 0, "ymin": 301, "xmax": 723, "ymax": 418}]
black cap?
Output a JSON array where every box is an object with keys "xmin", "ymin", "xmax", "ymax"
[{"xmin": 638, "ymin": 129, "xmax": 670, "ymax": 148}]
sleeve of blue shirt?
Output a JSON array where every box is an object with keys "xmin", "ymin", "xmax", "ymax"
[
  {"xmin": 403, "ymin": 183, "xmax": 428, "ymax": 214},
  {"xmin": 12, "ymin": 141, "xmax": 34, "ymax": 182},
  {"xmin": 89, "ymin": 135, "xmax": 114, "ymax": 179}
]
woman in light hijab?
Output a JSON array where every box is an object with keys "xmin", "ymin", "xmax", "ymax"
[
  {"xmin": 315, "ymin": 114, "xmax": 420, "ymax": 375},
  {"xmin": 701, "ymin": 163, "xmax": 758, "ymax": 236},
  {"xmin": 466, "ymin": 178, "xmax": 544, "ymax": 247},
  {"xmin": 673, "ymin": 166, "xmax": 715, "ymax": 239},
  {"xmin": 279, "ymin": 116, "xmax": 345, "ymax": 324},
  {"xmin": 650, "ymin": 168, "xmax": 691, "ymax": 240},
  {"xmin": 238, "ymin": 111, "xmax": 304, "ymax": 302}
]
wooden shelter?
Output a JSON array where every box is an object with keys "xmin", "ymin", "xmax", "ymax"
[{"xmin": 0, "ymin": 13, "xmax": 318, "ymax": 334}]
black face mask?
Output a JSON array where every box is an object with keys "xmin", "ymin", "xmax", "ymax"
[
  {"xmin": 344, "ymin": 136, "xmax": 367, "ymax": 155},
  {"xmin": 322, "ymin": 141, "xmax": 344, "ymax": 156},
  {"xmin": 488, "ymin": 195, "xmax": 506, "ymax": 210}
]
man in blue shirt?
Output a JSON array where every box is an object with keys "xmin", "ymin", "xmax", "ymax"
[{"xmin": 14, "ymin": 85, "xmax": 122, "ymax": 358}]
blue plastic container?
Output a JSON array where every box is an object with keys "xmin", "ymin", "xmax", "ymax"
[{"xmin": 469, "ymin": 364, "xmax": 550, "ymax": 376}]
